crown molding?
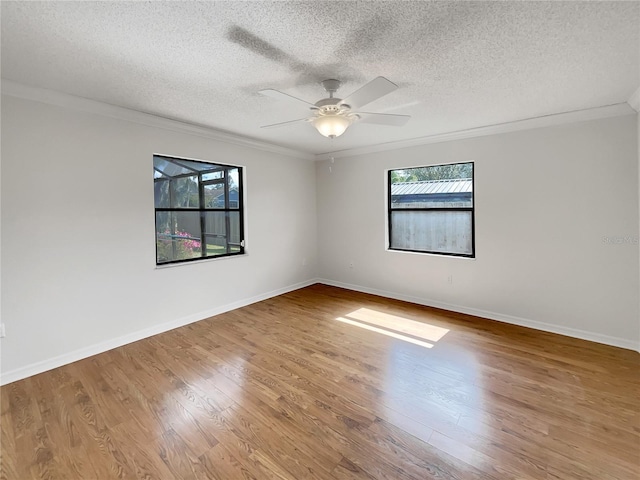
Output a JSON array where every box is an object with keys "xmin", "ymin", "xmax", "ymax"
[
  {"xmin": 628, "ymin": 86, "xmax": 640, "ymax": 113},
  {"xmin": 315, "ymin": 102, "xmax": 635, "ymax": 161},
  {"xmin": 3, "ymin": 80, "xmax": 633, "ymax": 163},
  {"xmin": 0, "ymin": 79, "xmax": 315, "ymax": 161}
]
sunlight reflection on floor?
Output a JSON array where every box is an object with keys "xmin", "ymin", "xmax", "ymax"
[
  {"xmin": 335, "ymin": 306, "xmax": 489, "ymax": 446},
  {"xmin": 335, "ymin": 307, "xmax": 450, "ymax": 349},
  {"xmin": 336, "ymin": 317, "xmax": 435, "ymax": 348}
]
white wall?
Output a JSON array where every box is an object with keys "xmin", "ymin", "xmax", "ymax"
[
  {"xmin": 1, "ymin": 94, "xmax": 317, "ymax": 382},
  {"xmin": 316, "ymin": 114, "xmax": 639, "ymax": 349},
  {"xmin": 2, "ymin": 93, "xmax": 638, "ymax": 385}
]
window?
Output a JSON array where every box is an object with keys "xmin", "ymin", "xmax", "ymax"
[
  {"xmin": 153, "ymin": 155, "xmax": 244, "ymax": 265},
  {"xmin": 388, "ymin": 162, "xmax": 474, "ymax": 257}
]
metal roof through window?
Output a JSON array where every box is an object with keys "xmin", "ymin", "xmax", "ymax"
[{"xmin": 391, "ymin": 178, "xmax": 472, "ymax": 196}]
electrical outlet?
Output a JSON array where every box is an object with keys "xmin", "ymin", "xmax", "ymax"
[{"xmin": 447, "ymin": 275, "xmax": 453, "ymax": 284}]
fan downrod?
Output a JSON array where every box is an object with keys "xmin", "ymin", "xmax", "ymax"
[{"xmin": 321, "ymin": 79, "xmax": 341, "ymax": 98}]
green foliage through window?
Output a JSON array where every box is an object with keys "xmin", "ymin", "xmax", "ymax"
[{"xmin": 390, "ymin": 163, "xmax": 472, "ymax": 183}]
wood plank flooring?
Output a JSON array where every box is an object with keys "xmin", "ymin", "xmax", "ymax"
[{"xmin": 1, "ymin": 284, "xmax": 638, "ymax": 479}]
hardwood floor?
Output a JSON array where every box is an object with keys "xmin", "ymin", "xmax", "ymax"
[{"xmin": 1, "ymin": 284, "xmax": 638, "ymax": 479}]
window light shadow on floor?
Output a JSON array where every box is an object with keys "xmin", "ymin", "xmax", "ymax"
[{"xmin": 336, "ymin": 307, "xmax": 450, "ymax": 349}]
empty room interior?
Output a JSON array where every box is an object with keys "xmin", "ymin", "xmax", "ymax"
[{"xmin": 1, "ymin": 1, "xmax": 639, "ymax": 479}]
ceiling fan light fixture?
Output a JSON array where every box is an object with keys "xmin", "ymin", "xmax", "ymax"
[
  {"xmin": 260, "ymin": 76, "xmax": 408, "ymax": 138},
  {"xmin": 313, "ymin": 114, "xmax": 351, "ymax": 138}
]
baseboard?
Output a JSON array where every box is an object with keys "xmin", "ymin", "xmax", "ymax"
[
  {"xmin": 0, "ymin": 279, "xmax": 318, "ymax": 386},
  {"xmin": 317, "ymin": 278, "xmax": 640, "ymax": 352},
  {"xmin": 4, "ymin": 277, "xmax": 636, "ymax": 385}
]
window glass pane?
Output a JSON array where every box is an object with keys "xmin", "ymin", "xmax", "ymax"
[
  {"xmin": 390, "ymin": 163, "xmax": 473, "ymax": 209},
  {"xmin": 154, "ymin": 155, "xmax": 226, "ymax": 177},
  {"xmin": 204, "ymin": 211, "xmax": 226, "ymax": 235},
  {"xmin": 203, "ymin": 212, "xmax": 242, "ymax": 256},
  {"xmin": 173, "ymin": 158, "xmax": 219, "ymax": 173},
  {"xmin": 229, "ymin": 169, "xmax": 240, "ymax": 209},
  {"xmin": 202, "ymin": 235, "xmax": 226, "ymax": 256},
  {"xmin": 203, "ymin": 212, "xmax": 227, "ymax": 256},
  {"xmin": 202, "ymin": 171, "xmax": 224, "ymax": 181},
  {"xmin": 228, "ymin": 212, "xmax": 241, "ymax": 245},
  {"xmin": 156, "ymin": 211, "xmax": 202, "ymax": 264},
  {"xmin": 391, "ymin": 210, "xmax": 472, "ymax": 255},
  {"xmin": 203, "ymin": 212, "xmax": 241, "ymax": 240},
  {"xmin": 228, "ymin": 168, "xmax": 239, "ymax": 190},
  {"xmin": 153, "ymin": 157, "xmax": 193, "ymax": 177},
  {"xmin": 154, "ymin": 179, "xmax": 170, "ymax": 208},
  {"xmin": 228, "ymin": 186, "xmax": 240, "ymax": 210},
  {"xmin": 204, "ymin": 184, "xmax": 226, "ymax": 208},
  {"xmin": 172, "ymin": 176, "xmax": 200, "ymax": 208}
]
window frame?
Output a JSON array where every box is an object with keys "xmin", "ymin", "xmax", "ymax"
[
  {"xmin": 153, "ymin": 154, "xmax": 245, "ymax": 266},
  {"xmin": 387, "ymin": 162, "xmax": 475, "ymax": 258}
]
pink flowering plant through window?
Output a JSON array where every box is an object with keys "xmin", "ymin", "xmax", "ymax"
[{"xmin": 157, "ymin": 230, "xmax": 202, "ymax": 262}]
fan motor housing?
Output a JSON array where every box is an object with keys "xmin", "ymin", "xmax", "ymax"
[
  {"xmin": 315, "ymin": 97, "xmax": 341, "ymax": 108},
  {"xmin": 314, "ymin": 97, "xmax": 351, "ymax": 115}
]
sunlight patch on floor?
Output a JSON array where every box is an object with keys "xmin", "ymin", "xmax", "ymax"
[
  {"xmin": 336, "ymin": 316, "xmax": 436, "ymax": 349},
  {"xmin": 344, "ymin": 307, "xmax": 450, "ymax": 342}
]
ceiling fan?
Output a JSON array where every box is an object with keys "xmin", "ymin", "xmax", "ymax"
[{"xmin": 259, "ymin": 76, "xmax": 410, "ymax": 139}]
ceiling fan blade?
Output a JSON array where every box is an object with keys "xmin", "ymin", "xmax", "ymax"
[
  {"xmin": 260, "ymin": 118, "xmax": 310, "ymax": 129},
  {"xmin": 357, "ymin": 112, "xmax": 410, "ymax": 126},
  {"xmin": 341, "ymin": 76, "xmax": 398, "ymax": 109},
  {"xmin": 259, "ymin": 89, "xmax": 316, "ymax": 109}
]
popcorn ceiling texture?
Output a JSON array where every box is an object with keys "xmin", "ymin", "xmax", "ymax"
[{"xmin": 1, "ymin": 1, "xmax": 638, "ymax": 155}]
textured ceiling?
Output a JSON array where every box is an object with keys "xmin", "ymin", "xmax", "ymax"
[{"xmin": 1, "ymin": 1, "xmax": 639, "ymax": 156}]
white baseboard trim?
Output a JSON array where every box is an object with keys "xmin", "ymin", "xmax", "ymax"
[
  {"xmin": 0, "ymin": 279, "xmax": 318, "ymax": 386},
  {"xmin": 317, "ymin": 278, "xmax": 640, "ymax": 353},
  {"xmin": 4, "ymin": 277, "xmax": 636, "ymax": 385}
]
